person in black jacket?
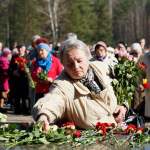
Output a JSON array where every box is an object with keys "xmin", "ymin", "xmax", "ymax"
[{"xmin": 9, "ymin": 43, "xmax": 30, "ymax": 115}]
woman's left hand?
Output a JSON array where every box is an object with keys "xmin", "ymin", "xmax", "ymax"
[
  {"xmin": 46, "ymin": 77, "xmax": 53, "ymax": 83},
  {"xmin": 24, "ymin": 68, "xmax": 29, "ymax": 73},
  {"xmin": 113, "ymin": 105, "xmax": 127, "ymax": 123}
]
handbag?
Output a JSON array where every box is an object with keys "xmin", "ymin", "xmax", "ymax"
[{"xmin": 123, "ymin": 108, "xmax": 145, "ymax": 128}]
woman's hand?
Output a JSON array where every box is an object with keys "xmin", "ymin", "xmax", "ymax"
[
  {"xmin": 24, "ymin": 68, "xmax": 29, "ymax": 73},
  {"xmin": 37, "ymin": 115, "xmax": 50, "ymax": 132},
  {"xmin": 46, "ymin": 77, "xmax": 53, "ymax": 83},
  {"xmin": 139, "ymin": 85, "xmax": 144, "ymax": 92},
  {"xmin": 113, "ymin": 105, "xmax": 127, "ymax": 123}
]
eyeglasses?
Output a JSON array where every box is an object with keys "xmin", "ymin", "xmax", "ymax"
[{"xmin": 130, "ymin": 52, "xmax": 138, "ymax": 55}]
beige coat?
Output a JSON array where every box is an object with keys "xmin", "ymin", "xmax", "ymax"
[
  {"xmin": 32, "ymin": 61, "xmax": 118, "ymax": 129},
  {"xmin": 139, "ymin": 52, "xmax": 150, "ymax": 117}
]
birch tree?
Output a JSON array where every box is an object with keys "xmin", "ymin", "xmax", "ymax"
[{"xmin": 38, "ymin": 0, "xmax": 60, "ymax": 46}]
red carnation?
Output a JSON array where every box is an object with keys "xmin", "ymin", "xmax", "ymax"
[
  {"xmin": 32, "ymin": 60, "xmax": 35, "ymax": 63},
  {"xmin": 98, "ymin": 125, "xmax": 106, "ymax": 136},
  {"xmin": 62, "ymin": 122, "xmax": 75, "ymax": 129},
  {"xmin": 140, "ymin": 62, "xmax": 147, "ymax": 69},
  {"xmin": 74, "ymin": 130, "xmax": 82, "ymax": 138},
  {"xmin": 25, "ymin": 60, "xmax": 28, "ymax": 63},
  {"xmin": 126, "ymin": 124, "xmax": 136, "ymax": 134},
  {"xmin": 136, "ymin": 127, "xmax": 143, "ymax": 131},
  {"xmin": 95, "ymin": 122, "xmax": 103, "ymax": 129},
  {"xmin": 143, "ymin": 83, "xmax": 149, "ymax": 88},
  {"xmin": 21, "ymin": 68, "xmax": 24, "ymax": 71},
  {"xmin": 20, "ymin": 62, "xmax": 25, "ymax": 67},
  {"xmin": 110, "ymin": 123, "xmax": 115, "ymax": 127},
  {"xmin": 104, "ymin": 123, "xmax": 110, "ymax": 127}
]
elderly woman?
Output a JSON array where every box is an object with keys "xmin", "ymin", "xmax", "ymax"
[
  {"xmin": 0, "ymin": 48, "xmax": 11, "ymax": 113},
  {"xmin": 139, "ymin": 48, "xmax": 150, "ymax": 120},
  {"xmin": 32, "ymin": 39, "xmax": 128, "ymax": 131},
  {"xmin": 92, "ymin": 41, "xmax": 118, "ymax": 68},
  {"xmin": 31, "ymin": 43, "xmax": 63, "ymax": 102},
  {"xmin": 130, "ymin": 43, "xmax": 143, "ymax": 64},
  {"xmin": 130, "ymin": 43, "xmax": 145, "ymax": 116}
]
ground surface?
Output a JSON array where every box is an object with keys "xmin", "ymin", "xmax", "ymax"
[{"xmin": 2, "ymin": 104, "xmax": 150, "ymax": 128}]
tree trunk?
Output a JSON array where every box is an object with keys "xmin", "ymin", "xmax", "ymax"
[
  {"xmin": 47, "ymin": 0, "xmax": 56, "ymax": 45},
  {"xmin": 54, "ymin": 0, "xmax": 59, "ymax": 45}
]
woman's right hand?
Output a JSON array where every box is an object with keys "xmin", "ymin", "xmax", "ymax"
[
  {"xmin": 139, "ymin": 85, "xmax": 144, "ymax": 92},
  {"xmin": 37, "ymin": 115, "xmax": 50, "ymax": 132}
]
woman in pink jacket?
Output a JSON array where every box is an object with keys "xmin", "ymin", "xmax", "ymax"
[{"xmin": 0, "ymin": 48, "xmax": 12, "ymax": 113}]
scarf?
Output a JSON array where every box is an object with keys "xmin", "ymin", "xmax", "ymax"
[
  {"xmin": 96, "ymin": 53, "xmax": 107, "ymax": 61},
  {"xmin": 79, "ymin": 67, "xmax": 101, "ymax": 94},
  {"xmin": 38, "ymin": 53, "xmax": 52, "ymax": 73}
]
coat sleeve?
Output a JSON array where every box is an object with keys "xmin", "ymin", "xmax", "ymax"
[
  {"xmin": 32, "ymin": 83, "xmax": 68, "ymax": 123},
  {"xmin": 0, "ymin": 60, "xmax": 9, "ymax": 70}
]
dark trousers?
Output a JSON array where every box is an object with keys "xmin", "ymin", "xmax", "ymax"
[
  {"xmin": 14, "ymin": 98, "xmax": 30, "ymax": 115},
  {"xmin": 35, "ymin": 93, "xmax": 45, "ymax": 103}
]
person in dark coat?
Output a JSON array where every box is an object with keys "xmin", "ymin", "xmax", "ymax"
[{"xmin": 9, "ymin": 43, "xmax": 30, "ymax": 115}]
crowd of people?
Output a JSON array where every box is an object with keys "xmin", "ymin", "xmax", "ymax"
[{"xmin": 0, "ymin": 33, "xmax": 149, "ymax": 130}]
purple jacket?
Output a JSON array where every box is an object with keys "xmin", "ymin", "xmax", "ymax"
[{"xmin": 0, "ymin": 56, "xmax": 10, "ymax": 90}]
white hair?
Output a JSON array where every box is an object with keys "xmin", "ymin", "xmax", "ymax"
[
  {"xmin": 60, "ymin": 39, "xmax": 90, "ymax": 65},
  {"xmin": 107, "ymin": 47, "xmax": 115, "ymax": 53},
  {"xmin": 130, "ymin": 43, "xmax": 142, "ymax": 55},
  {"xmin": 30, "ymin": 35, "xmax": 41, "ymax": 42},
  {"xmin": 65, "ymin": 33, "xmax": 77, "ymax": 40}
]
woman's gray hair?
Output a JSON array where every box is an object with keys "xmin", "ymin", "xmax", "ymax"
[
  {"xmin": 130, "ymin": 43, "xmax": 142, "ymax": 55},
  {"xmin": 65, "ymin": 32, "xmax": 77, "ymax": 40},
  {"xmin": 60, "ymin": 39, "xmax": 91, "ymax": 65}
]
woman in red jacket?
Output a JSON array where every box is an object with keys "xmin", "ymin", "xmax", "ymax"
[{"xmin": 31, "ymin": 43, "xmax": 63, "ymax": 102}]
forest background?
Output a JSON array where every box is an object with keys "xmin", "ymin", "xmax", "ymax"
[{"xmin": 0, "ymin": 0, "xmax": 150, "ymax": 49}]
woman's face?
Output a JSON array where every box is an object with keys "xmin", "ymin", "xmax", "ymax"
[
  {"xmin": 95, "ymin": 46, "xmax": 106, "ymax": 57},
  {"xmin": 38, "ymin": 48, "xmax": 48, "ymax": 60},
  {"xmin": 117, "ymin": 45, "xmax": 126, "ymax": 52},
  {"xmin": 63, "ymin": 48, "xmax": 89, "ymax": 79},
  {"xmin": 19, "ymin": 46, "xmax": 26, "ymax": 55},
  {"xmin": 130, "ymin": 50, "xmax": 140, "ymax": 58}
]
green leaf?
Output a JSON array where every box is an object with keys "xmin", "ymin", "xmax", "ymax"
[
  {"xmin": 33, "ymin": 128, "xmax": 40, "ymax": 138},
  {"xmin": 112, "ymin": 79, "xmax": 119, "ymax": 85},
  {"xmin": 57, "ymin": 128, "xmax": 65, "ymax": 134},
  {"xmin": 38, "ymin": 138, "xmax": 50, "ymax": 145},
  {"xmin": 142, "ymin": 128, "xmax": 149, "ymax": 133},
  {"xmin": 23, "ymin": 136, "xmax": 33, "ymax": 143},
  {"xmin": 38, "ymin": 121, "xmax": 45, "ymax": 128},
  {"xmin": 9, "ymin": 124, "xmax": 18, "ymax": 130}
]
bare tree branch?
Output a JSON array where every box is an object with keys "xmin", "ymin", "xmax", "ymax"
[{"xmin": 37, "ymin": 8, "xmax": 49, "ymax": 17}]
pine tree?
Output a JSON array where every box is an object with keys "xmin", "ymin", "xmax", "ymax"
[
  {"xmin": 93, "ymin": 0, "xmax": 114, "ymax": 46},
  {"xmin": 66, "ymin": 0, "xmax": 96, "ymax": 45}
]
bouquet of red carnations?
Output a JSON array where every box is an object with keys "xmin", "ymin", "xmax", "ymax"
[
  {"xmin": 37, "ymin": 67, "xmax": 48, "ymax": 83},
  {"xmin": 14, "ymin": 57, "xmax": 36, "ymax": 88}
]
